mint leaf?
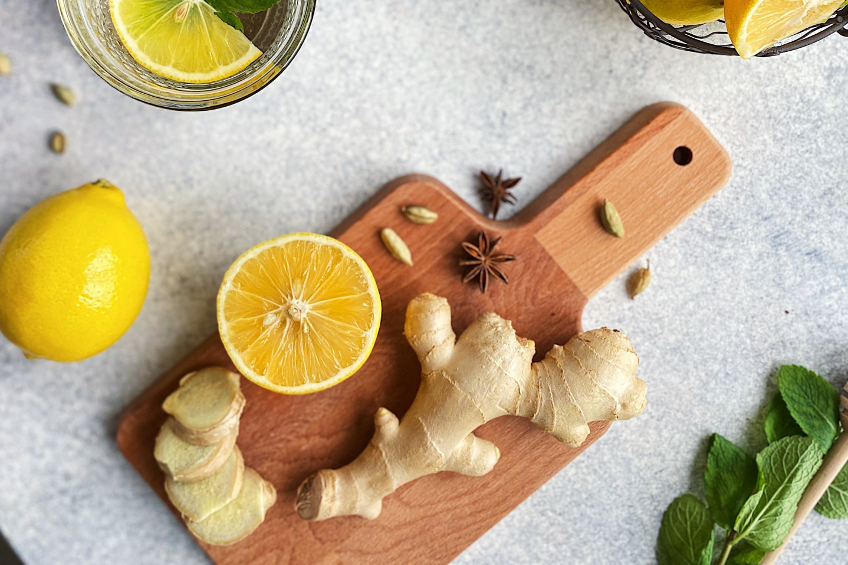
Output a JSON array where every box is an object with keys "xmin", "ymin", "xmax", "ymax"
[
  {"xmin": 212, "ymin": 8, "xmax": 244, "ymax": 31},
  {"xmin": 764, "ymin": 392, "xmax": 804, "ymax": 444},
  {"xmin": 208, "ymin": 0, "xmax": 279, "ymax": 13},
  {"xmin": 727, "ymin": 541, "xmax": 767, "ymax": 564},
  {"xmin": 778, "ymin": 365, "xmax": 840, "ymax": 453},
  {"xmin": 205, "ymin": 0, "xmax": 281, "ymax": 30},
  {"xmin": 705, "ymin": 433, "xmax": 758, "ymax": 530},
  {"xmin": 734, "ymin": 436, "xmax": 824, "ymax": 551},
  {"xmin": 815, "ymin": 460, "xmax": 848, "ymax": 519},
  {"xmin": 657, "ymin": 494, "xmax": 714, "ymax": 565}
]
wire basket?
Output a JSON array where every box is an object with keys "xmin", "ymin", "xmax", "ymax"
[{"xmin": 616, "ymin": 0, "xmax": 848, "ymax": 56}]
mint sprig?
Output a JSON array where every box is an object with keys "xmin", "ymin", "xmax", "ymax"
[
  {"xmin": 656, "ymin": 364, "xmax": 845, "ymax": 565},
  {"xmin": 733, "ymin": 436, "xmax": 823, "ymax": 551},
  {"xmin": 705, "ymin": 434, "xmax": 758, "ymax": 530},
  {"xmin": 815, "ymin": 460, "xmax": 848, "ymax": 518},
  {"xmin": 778, "ymin": 365, "xmax": 840, "ymax": 453},
  {"xmin": 657, "ymin": 495, "xmax": 714, "ymax": 565},
  {"xmin": 205, "ymin": 0, "xmax": 281, "ymax": 31},
  {"xmin": 764, "ymin": 392, "xmax": 803, "ymax": 444}
]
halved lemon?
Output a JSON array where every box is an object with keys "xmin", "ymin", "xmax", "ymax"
[
  {"xmin": 109, "ymin": 0, "xmax": 262, "ymax": 83},
  {"xmin": 217, "ymin": 233, "xmax": 381, "ymax": 394},
  {"xmin": 726, "ymin": 0, "xmax": 844, "ymax": 58}
]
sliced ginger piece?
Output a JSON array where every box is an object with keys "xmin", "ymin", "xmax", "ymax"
[
  {"xmin": 154, "ymin": 418, "xmax": 238, "ymax": 482},
  {"xmin": 166, "ymin": 446, "xmax": 244, "ymax": 522},
  {"xmin": 188, "ymin": 468, "xmax": 277, "ymax": 546},
  {"xmin": 163, "ymin": 367, "xmax": 245, "ymax": 445}
]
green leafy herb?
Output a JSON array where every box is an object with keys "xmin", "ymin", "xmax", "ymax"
[
  {"xmin": 705, "ymin": 434, "xmax": 758, "ymax": 530},
  {"xmin": 734, "ymin": 436, "xmax": 824, "ymax": 551},
  {"xmin": 726, "ymin": 541, "xmax": 767, "ymax": 565},
  {"xmin": 212, "ymin": 9, "xmax": 244, "ymax": 31},
  {"xmin": 815, "ymin": 461, "xmax": 848, "ymax": 519},
  {"xmin": 205, "ymin": 0, "xmax": 279, "ymax": 30},
  {"xmin": 657, "ymin": 494, "xmax": 715, "ymax": 565},
  {"xmin": 764, "ymin": 392, "xmax": 804, "ymax": 444},
  {"xmin": 778, "ymin": 365, "xmax": 840, "ymax": 453}
]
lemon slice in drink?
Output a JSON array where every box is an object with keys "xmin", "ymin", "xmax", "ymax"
[
  {"xmin": 217, "ymin": 233, "xmax": 382, "ymax": 395},
  {"xmin": 725, "ymin": 0, "xmax": 844, "ymax": 58},
  {"xmin": 109, "ymin": 0, "xmax": 262, "ymax": 83}
]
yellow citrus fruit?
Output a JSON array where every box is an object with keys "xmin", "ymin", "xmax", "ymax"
[
  {"xmin": 638, "ymin": 0, "xmax": 724, "ymax": 25},
  {"xmin": 726, "ymin": 0, "xmax": 844, "ymax": 58},
  {"xmin": 109, "ymin": 0, "xmax": 262, "ymax": 83},
  {"xmin": 0, "ymin": 180, "xmax": 150, "ymax": 362},
  {"xmin": 217, "ymin": 233, "xmax": 381, "ymax": 395}
]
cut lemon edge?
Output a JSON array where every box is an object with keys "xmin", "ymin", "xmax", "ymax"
[
  {"xmin": 726, "ymin": 0, "xmax": 844, "ymax": 58},
  {"xmin": 109, "ymin": 0, "xmax": 262, "ymax": 83},
  {"xmin": 217, "ymin": 233, "xmax": 382, "ymax": 395}
]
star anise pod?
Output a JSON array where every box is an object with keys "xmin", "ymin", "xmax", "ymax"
[
  {"xmin": 460, "ymin": 231, "xmax": 516, "ymax": 293},
  {"xmin": 479, "ymin": 169, "xmax": 520, "ymax": 220}
]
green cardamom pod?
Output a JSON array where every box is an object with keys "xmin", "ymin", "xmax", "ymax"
[
  {"xmin": 49, "ymin": 132, "xmax": 66, "ymax": 154},
  {"xmin": 401, "ymin": 205, "xmax": 438, "ymax": 224},
  {"xmin": 380, "ymin": 228, "xmax": 413, "ymax": 266},
  {"xmin": 51, "ymin": 83, "xmax": 76, "ymax": 106},
  {"xmin": 628, "ymin": 261, "xmax": 651, "ymax": 299},
  {"xmin": 601, "ymin": 199, "xmax": 625, "ymax": 238},
  {"xmin": 0, "ymin": 53, "xmax": 11, "ymax": 76}
]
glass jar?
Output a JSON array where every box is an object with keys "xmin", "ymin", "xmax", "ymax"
[{"xmin": 57, "ymin": 0, "xmax": 315, "ymax": 110}]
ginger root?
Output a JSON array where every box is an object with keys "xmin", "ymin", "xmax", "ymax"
[{"xmin": 296, "ymin": 292, "xmax": 647, "ymax": 521}]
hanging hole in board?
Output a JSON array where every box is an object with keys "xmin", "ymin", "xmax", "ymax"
[{"xmin": 673, "ymin": 146, "xmax": 693, "ymax": 166}]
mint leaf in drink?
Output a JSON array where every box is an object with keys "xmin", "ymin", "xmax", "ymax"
[
  {"xmin": 205, "ymin": 0, "xmax": 280, "ymax": 30},
  {"xmin": 764, "ymin": 392, "xmax": 804, "ymax": 444},
  {"xmin": 657, "ymin": 494, "xmax": 715, "ymax": 565},
  {"xmin": 727, "ymin": 541, "xmax": 766, "ymax": 564},
  {"xmin": 815, "ymin": 461, "xmax": 848, "ymax": 519},
  {"xmin": 734, "ymin": 436, "xmax": 823, "ymax": 551},
  {"xmin": 212, "ymin": 8, "xmax": 244, "ymax": 31},
  {"xmin": 778, "ymin": 365, "xmax": 840, "ymax": 453},
  {"xmin": 705, "ymin": 433, "xmax": 758, "ymax": 530}
]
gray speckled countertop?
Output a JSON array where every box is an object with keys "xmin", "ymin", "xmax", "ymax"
[{"xmin": 2, "ymin": 0, "xmax": 848, "ymax": 563}]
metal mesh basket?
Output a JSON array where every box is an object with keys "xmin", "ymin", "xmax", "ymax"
[{"xmin": 615, "ymin": 0, "xmax": 848, "ymax": 56}]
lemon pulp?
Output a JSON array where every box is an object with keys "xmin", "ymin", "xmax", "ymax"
[
  {"xmin": 110, "ymin": 0, "xmax": 262, "ymax": 83},
  {"xmin": 218, "ymin": 233, "xmax": 381, "ymax": 394}
]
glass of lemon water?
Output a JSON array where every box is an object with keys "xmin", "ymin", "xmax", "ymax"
[{"xmin": 57, "ymin": 0, "xmax": 314, "ymax": 110}]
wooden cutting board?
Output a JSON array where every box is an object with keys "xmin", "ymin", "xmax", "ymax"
[{"xmin": 118, "ymin": 102, "xmax": 731, "ymax": 565}]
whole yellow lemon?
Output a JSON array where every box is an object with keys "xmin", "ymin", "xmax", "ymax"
[
  {"xmin": 637, "ymin": 0, "xmax": 724, "ymax": 25},
  {"xmin": 0, "ymin": 180, "xmax": 150, "ymax": 362}
]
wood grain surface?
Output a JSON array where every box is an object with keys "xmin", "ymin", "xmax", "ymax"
[{"xmin": 117, "ymin": 102, "xmax": 731, "ymax": 565}]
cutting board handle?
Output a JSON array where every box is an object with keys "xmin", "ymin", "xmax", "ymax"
[{"xmin": 512, "ymin": 102, "xmax": 731, "ymax": 300}]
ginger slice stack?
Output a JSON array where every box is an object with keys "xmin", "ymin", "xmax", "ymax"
[{"xmin": 155, "ymin": 367, "xmax": 276, "ymax": 546}]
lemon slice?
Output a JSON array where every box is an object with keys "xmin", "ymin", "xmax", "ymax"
[
  {"xmin": 109, "ymin": 0, "xmax": 262, "ymax": 83},
  {"xmin": 725, "ymin": 0, "xmax": 844, "ymax": 58},
  {"xmin": 217, "ymin": 233, "xmax": 381, "ymax": 395}
]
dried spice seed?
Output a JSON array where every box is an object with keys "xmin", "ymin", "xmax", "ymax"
[
  {"xmin": 628, "ymin": 261, "xmax": 651, "ymax": 299},
  {"xmin": 460, "ymin": 231, "xmax": 515, "ymax": 293},
  {"xmin": 601, "ymin": 199, "xmax": 625, "ymax": 238},
  {"xmin": 380, "ymin": 228, "xmax": 413, "ymax": 266},
  {"xmin": 0, "ymin": 53, "xmax": 10, "ymax": 76},
  {"xmin": 401, "ymin": 205, "xmax": 438, "ymax": 224},
  {"xmin": 480, "ymin": 169, "xmax": 520, "ymax": 220},
  {"xmin": 49, "ymin": 132, "xmax": 66, "ymax": 154},
  {"xmin": 51, "ymin": 84, "xmax": 76, "ymax": 106}
]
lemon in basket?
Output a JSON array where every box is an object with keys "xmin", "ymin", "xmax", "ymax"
[
  {"xmin": 725, "ymin": 0, "xmax": 845, "ymax": 58},
  {"xmin": 638, "ymin": 0, "xmax": 725, "ymax": 26}
]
